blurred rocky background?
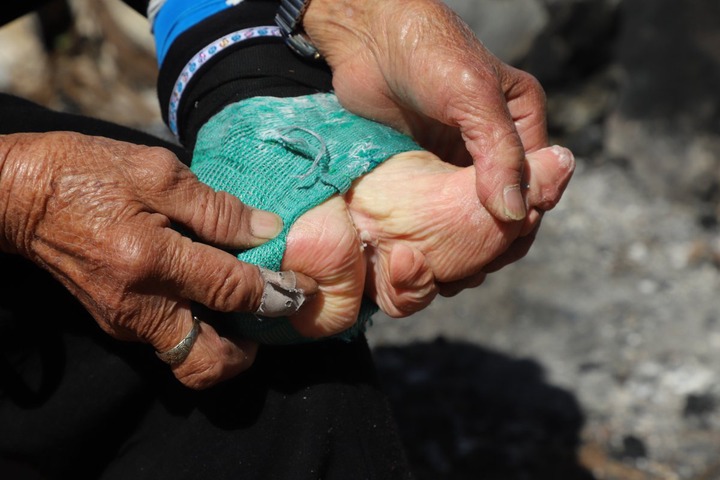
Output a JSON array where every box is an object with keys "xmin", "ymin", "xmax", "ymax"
[{"xmin": 1, "ymin": 0, "xmax": 719, "ymax": 478}]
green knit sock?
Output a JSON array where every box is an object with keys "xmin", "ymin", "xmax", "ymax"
[{"xmin": 191, "ymin": 93, "xmax": 420, "ymax": 344}]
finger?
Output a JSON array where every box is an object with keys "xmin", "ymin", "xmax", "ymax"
[
  {"xmin": 256, "ymin": 268, "xmax": 317, "ymax": 318},
  {"xmin": 479, "ymin": 144, "xmax": 572, "ymax": 275},
  {"xmin": 152, "ymin": 310, "xmax": 259, "ymax": 390},
  {"xmin": 449, "ymin": 64, "xmax": 548, "ymax": 222},
  {"xmin": 447, "ymin": 72, "xmax": 528, "ymax": 222},
  {"xmin": 473, "ymin": 144, "xmax": 572, "ymax": 277},
  {"xmin": 149, "ymin": 229, "xmax": 318, "ymax": 315},
  {"xmin": 503, "ymin": 66, "xmax": 549, "ymax": 154},
  {"xmin": 140, "ymin": 150, "xmax": 283, "ymax": 249},
  {"xmin": 185, "ymin": 187, "xmax": 284, "ymax": 248}
]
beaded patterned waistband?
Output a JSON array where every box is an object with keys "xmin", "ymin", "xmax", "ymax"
[{"xmin": 168, "ymin": 25, "xmax": 283, "ymax": 138}]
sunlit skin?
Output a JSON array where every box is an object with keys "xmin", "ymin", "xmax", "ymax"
[
  {"xmin": 305, "ymin": 0, "xmax": 549, "ymax": 222},
  {"xmin": 283, "ymin": 145, "xmax": 574, "ymax": 338},
  {"xmin": 0, "ymin": 131, "xmax": 317, "ymax": 389}
]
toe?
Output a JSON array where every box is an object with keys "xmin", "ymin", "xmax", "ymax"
[
  {"xmin": 370, "ymin": 243, "xmax": 438, "ymax": 318},
  {"xmin": 524, "ymin": 145, "xmax": 575, "ymax": 212}
]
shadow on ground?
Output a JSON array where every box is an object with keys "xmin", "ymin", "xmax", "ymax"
[{"xmin": 374, "ymin": 338, "xmax": 594, "ymax": 480}]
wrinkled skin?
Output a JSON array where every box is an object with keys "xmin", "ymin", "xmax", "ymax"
[
  {"xmin": 0, "ymin": 132, "xmax": 316, "ymax": 389},
  {"xmin": 0, "ymin": 132, "xmax": 572, "ymax": 388},
  {"xmin": 1, "ymin": 0, "xmax": 561, "ymax": 390},
  {"xmin": 305, "ymin": 0, "xmax": 548, "ymax": 223},
  {"xmin": 283, "ymin": 145, "xmax": 574, "ymax": 336}
]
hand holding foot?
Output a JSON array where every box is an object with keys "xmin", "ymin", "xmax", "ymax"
[
  {"xmin": 191, "ymin": 93, "xmax": 574, "ymax": 343},
  {"xmin": 191, "ymin": 93, "xmax": 417, "ymax": 343},
  {"xmin": 345, "ymin": 145, "xmax": 575, "ymax": 317},
  {"xmin": 281, "ymin": 146, "xmax": 574, "ymax": 333}
]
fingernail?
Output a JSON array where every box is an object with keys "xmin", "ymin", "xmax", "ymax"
[
  {"xmin": 503, "ymin": 184, "xmax": 527, "ymax": 220},
  {"xmin": 250, "ymin": 210, "xmax": 283, "ymax": 239}
]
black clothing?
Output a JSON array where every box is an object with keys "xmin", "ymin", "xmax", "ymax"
[
  {"xmin": 0, "ymin": 93, "xmax": 412, "ymax": 479},
  {"xmin": 0, "ymin": 2, "xmax": 412, "ymax": 478},
  {"xmin": 156, "ymin": 0, "xmax": 333, "ymax": 148}
]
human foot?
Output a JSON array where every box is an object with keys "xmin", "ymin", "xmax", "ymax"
[
  {"xmin": 345, "ymin": 145, "xmax": 575, "ymax": 317},
  {"xmin": 281, "ymin": 195, "xmax": 366, "ymax": 338},
  {"xmin": 282, "ymin": 144, "xmax": 574, "ymax": 335},
  {"xmin": 190, "ymin": 93, "xmax": 417, "ymax": 343},
  {"xmin": 191, "ymin": 93, "xmax": 573, "ymax": 342}
]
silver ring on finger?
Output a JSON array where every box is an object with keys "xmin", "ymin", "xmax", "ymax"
[{"xmin": 155, "ymin": 316, "xmax": 201, "ymax": 365}]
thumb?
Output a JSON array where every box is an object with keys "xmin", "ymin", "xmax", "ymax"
[
  {"xmin": 464, "ymin": 64, "xmax": 549, "ymax": 222},
  {"xmin": 458, "ymin": 88, "xmax": 527, "ymax": 222}
]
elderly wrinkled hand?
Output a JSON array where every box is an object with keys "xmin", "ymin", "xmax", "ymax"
[
  {"xmin": 0, "ymin": 131, "xmax": 317, "ymax": 389},
  {"xmin": 304, "ymin": 0, "xmax": 548, "ymax": 223}
]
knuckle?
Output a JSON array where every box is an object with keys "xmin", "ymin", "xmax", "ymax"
[
  {"xmin": 448, "ymin": 64, "xmax": 497, "ymax": 96},
  {"xmin": 112, "ymin": 232, "xmax": 156, "ymax": 276},
  {"xmin": 519, "ymin": 70, "xmax": 544, "ymax": 94},
  {"xmin": 203, "ymin": 190, "xmax": 248, "ymax": 237},
  {"xmin": 100, "ymin": 232, "xmax": 166, "ymax": 303},
  {"xmin": 135, "ymin": 147, "xmax": 188, "ymax": 193},
  {"xmin": 144, "ymin": 146, "xmax": 181, "ymax": 170},
  {"xmin": 207, "ymin": 264, "xmax": 264, "ymax": 312},
  {"xmin": 512, "ymin": 69, "xmax": 548, "ymax": 109}
]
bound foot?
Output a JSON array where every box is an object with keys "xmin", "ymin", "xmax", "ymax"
[
  {"xmin": 282, "ymin": 145, "xmax": 574, "ymax": 336},
  {"xmin": 346, "ymin": 145, "xmax": 575, "ymax": 316},
  {"xmin": 282, "ymin": 196, "xmax": 366, "ymax": 338}
]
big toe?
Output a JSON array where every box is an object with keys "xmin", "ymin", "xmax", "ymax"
[{"xmin": 525, "ymin": 145, "xmax": 575, "ymax": 212}]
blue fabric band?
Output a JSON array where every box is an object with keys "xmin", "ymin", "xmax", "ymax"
[{"xmin": 152, "ymin": 0, "xmax": 236, "ymax": 65}]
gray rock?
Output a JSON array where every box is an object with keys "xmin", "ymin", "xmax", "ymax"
[
  {"xmin": 443, "ymin": 0, "xmax": 548, "ymax": 64},
  {"xmin": 605, "ymin": 0, "xmax": 720, "ymax": 216},
  {"xmin": 370, "ymin": 1, "xmax": 720, "ymax": 476}
]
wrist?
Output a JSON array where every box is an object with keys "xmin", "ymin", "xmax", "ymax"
[
  {"xmin": 276, "ymin": 0, "xmax": 321, "ymax": 59},
  {"xmin": 303, "ymin": 0, "xmax": 386, "ymax": 63}
]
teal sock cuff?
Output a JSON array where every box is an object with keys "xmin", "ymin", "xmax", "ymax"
[{"xmin": 191, "ymin": 93, "xmax": 420, "ymax": 344}]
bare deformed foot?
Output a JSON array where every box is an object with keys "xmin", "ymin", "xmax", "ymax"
[
  {"xmin": 279, "ymin": 145, "xmax": 573, "ymax": 338},
  {"xmin": 345, "ymin": 145, "xmax": 575, "ymax": 317},
  {"xmin": 281, "ymin": 196, "xmax": 366, "ymax": 338}
]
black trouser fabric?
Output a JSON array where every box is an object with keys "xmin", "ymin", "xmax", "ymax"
[{"xmin": 0, "ymin": 93, "xmax": 413, "ymax": 480}]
